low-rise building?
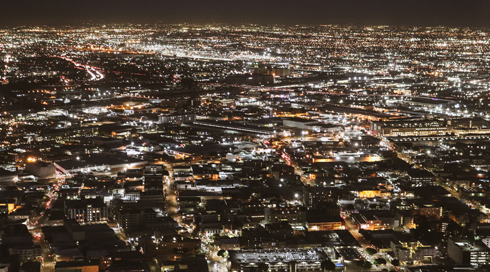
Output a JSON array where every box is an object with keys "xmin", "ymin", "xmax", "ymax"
[
  {"xmin": 55, "ymin": 261, "xmax": 98, "ymax": 272},
  {"xmin": 306, "ymin": 216, "xmax": 345, "ymax": 231},
  {"xmin": 8, "ymin": 245, "xmax": 42, "ymax": 261},
  {"xmin": 229, "ymin": 248, "xmax": 327, "ymax": 272}
]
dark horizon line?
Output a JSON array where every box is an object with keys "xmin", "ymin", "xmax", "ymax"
[{"xmin": 2, "ymin": 21, "xmax": 490, "ymax": 30}]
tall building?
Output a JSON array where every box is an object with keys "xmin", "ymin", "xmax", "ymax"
[
  {"xmin": 448, "ymin": 237, "xmax": 490, "ymax": 265},
  {"xmin": 25, "ymin": 161, "xmax": 56, "ymax": 180},
  {"xmin": 114, "ymin": 207, "xmax": 158, "ymax": 231},
  {"xmin": 64, "ymin": 198, "xmax": 109, "ymax": 224},
  {"xmin": 264, "ymin": 206, "xmax": 306, "ymax": 229},
  {"xmin": 302, "ymin": 187, "xmax": 334, "ymax": 209}
]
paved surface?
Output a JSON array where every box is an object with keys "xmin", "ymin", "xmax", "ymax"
[{"xmin": 27, "ymin": 176, "xmax": 65, "ymax": 272}]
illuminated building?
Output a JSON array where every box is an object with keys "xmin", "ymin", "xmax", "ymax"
[
  {"xmin": 371, "ymin": 119, "xmax": 449, "ymax": 136},
  {"xmin": 351, "ymin": 213, "xmax": 382, "ymax": 230},
  {"xmin": 448, "ymin": 237, "xmax": 490, "ymax": 265},
  {"xmin": 64, "ymin": 198, "xmax": 109, "ymax": 224},
  {"xmin": 0, "ymin": 201, "xmax": 15, "ymax": 214},
  {"xmin": 229, "ymin": 248, "xmax": 327, "ymax": 272},
  {"xmin": 306, "ymin": 216, "xmax": 345, "ymax": 231},
  {"xmin": 264, "ymin": 206, "xmax": 306, "ymax": 229}
]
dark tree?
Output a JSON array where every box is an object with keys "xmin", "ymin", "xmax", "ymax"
[
  {"xmin": 232, "ymin": 220, "xmax": 244, "ymax": 230},
  {"xmin": 257, "ymin": 263, "xmax": 269, "ymax": 272},
  {"xmin": 217, "ymin": 249, "xmax": 227, "ymax": 257},
  {"xmin": 356, "ymin": 260, "xmax": 372, "ymax": 269},
  {"xmin": 362, "ymin": 261, "xmax": 372, "ymax": 269},
  {"xmin": 180, "ymin": 77, "xmax": 198, "ymax": 89},
  {"xmin": 321, "ymin": 260, "xmax": 336, "ymax": 271},
  {"xmin": 365, "ymin": 248, "xmax": 377, "ymax": 255}
]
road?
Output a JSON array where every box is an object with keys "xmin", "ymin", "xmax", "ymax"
[
  {"xmin": 28, "ymin": 175, "xmax": 65, "ymax": 272},
  {"xmin": 441, "ymin": 185, "xmax": 462, "ymax": 201},
  {"xmin": 107, "ymin": 222, "xmax": 129, "ymax": 244},
  {"xmin": 54, "ymin": 56, "xmax": 105, "ymax": 82},
  {"xmin": 164, "ymin": 165, "xmax": 179, "ymax": 217},
  {"xmin": 163, "ymin": 163, "xmax": 185, "ymax": 232},
  {"xmin": 163, "ymin": 162, "xmax": 227, "ymax": 272},
  {"xmin": 345, "ymin": 217, "xmax": 371, "ymax": 248}
]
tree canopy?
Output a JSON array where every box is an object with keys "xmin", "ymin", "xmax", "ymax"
[
  {"xmin": 217, "ymin": 249, "xmax": 227, "ymax": 257},
  {"xmin": 321, "ymin": 260, "xmax": 336, "ymax": 271},
  {"xmin": 365, "ymin": 248, "xmax": 377, "ymax": 255}
]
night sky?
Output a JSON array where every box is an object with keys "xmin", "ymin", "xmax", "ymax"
[{"xmin": 2, "ymin": 0, "xmax": 490, "ymax": 27}]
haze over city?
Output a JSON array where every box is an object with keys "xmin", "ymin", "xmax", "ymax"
[{"xmin": 2, "ymin": 0, "xmax": 490, "ymax": 26}]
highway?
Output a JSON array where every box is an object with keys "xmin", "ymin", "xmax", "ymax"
[{"xmin": 53, "ymin": 55, "xmax": 105, "ymax": 82}]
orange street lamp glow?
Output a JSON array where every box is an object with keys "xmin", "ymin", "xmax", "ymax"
[{"xmin": 27, "ymin": 157, "xmax": 37, "ymax": 163}]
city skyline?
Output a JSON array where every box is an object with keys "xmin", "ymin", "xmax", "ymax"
[{"xmin": 2, "ymin": 5, "xmax": 490, "ymax": 272}]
